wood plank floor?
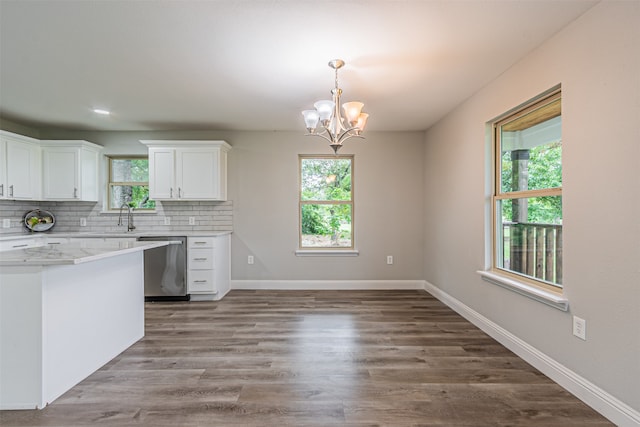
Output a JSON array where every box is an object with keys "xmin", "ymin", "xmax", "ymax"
[{"xmin": 1, "ymin": 290, "xmax": 613, "ymax": 426}]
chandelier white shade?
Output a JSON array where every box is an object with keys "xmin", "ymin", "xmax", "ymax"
[{"xmin": 302, "ymin": 59, "xmax": 369, "ymax": 153}]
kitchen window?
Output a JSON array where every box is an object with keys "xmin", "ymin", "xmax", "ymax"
[
  {"xmin": 491, "ymin": 88, "xmax": 562, "ymax": 291},
  {"xmin": 107, "ymin": 156, "xmax": 155, "ymax": 210},
  {"xmin": 298, "ymin": 155, "xmax": 354, "ymax": 251}
]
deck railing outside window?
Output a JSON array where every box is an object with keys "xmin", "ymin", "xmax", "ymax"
[{"xmin": 502, "ymin": 222, "xmax": 563, "ymax": 286}]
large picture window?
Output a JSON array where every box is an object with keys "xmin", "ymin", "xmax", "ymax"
[
  {"xmin": 493, "ymin": 89, "xmax": 562, "ymax": 289},
  {"xmin": 107, "ymin": 156, "xmax": 155, "ymax": 210},
  {"xmin": 299, "ymin": 155, "xmax": 353, "ymax": 249}
]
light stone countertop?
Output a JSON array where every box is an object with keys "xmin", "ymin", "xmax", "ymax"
[
  {"xmin": 0, "ymin": 230, "xmax": 232, "ymax": 242},
  {"xmin": 0, "ymin": 240, "xmax": 171, "ymax": 266}
]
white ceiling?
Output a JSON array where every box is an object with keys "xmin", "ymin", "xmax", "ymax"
[{"xmin": 0, "ymin": 0, "xmax": 597, "ymax": 132}]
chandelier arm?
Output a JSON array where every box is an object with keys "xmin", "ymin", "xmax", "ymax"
[
  {"xmin": 305, "ymin": 130, "xmax": 335, "ymax": 144},
  {"xmin": 336, "ymin": 129, "xmax": 365, "ymax": 145}
]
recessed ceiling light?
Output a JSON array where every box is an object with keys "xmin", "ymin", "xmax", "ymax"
[{"xmin": 93, "ymin": 108, "xmax": 110, "ymax": 115}]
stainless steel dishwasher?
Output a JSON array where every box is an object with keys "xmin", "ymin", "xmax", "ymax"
[{"xmin": 137, "ymin": 236, "xmax": 189, "ymax": 301}]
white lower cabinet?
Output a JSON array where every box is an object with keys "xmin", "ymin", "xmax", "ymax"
[
  {"xmin": 0, "ymin": 238, "xmax": 40, "ymax": 252},
  {"xmin": 44, "ymin": 237, "xmax": 70, "ymax": 246},
  {"xmin": 188, "ymin": 269, "xmax": 214, "ymax": 293},
  {"xmin": 187, "ymin": 235, "xmax": 230, "ymax": 301}
]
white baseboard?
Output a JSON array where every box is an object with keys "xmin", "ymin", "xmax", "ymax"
[
  {"xmin": 422, "ymin": 280, "xmax": 640, "ymax": 427},
  {"xmin": 231, "ymin": 279, "xmax": 424, "ymax": 291}
]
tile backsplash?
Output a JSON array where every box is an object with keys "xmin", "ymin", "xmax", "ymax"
[{"xmin": 0, "ymin": 200, "xmax": 232, "ymax": 234}]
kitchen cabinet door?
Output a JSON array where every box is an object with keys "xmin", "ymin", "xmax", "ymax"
[
  {"xmin": 0, "ymin": 131, "xmax": 41, "ymax": 200},
  {"xmin": 176, "ymin": 148, "xmax": 221, "ymax": 200},
  {"xmin": 42, "ymin": 147, "xmax": 78, "ymax": 199},
  {"xmin": 41, "ymin": 141, "xmax": 102, "ymax": 201},
  {"xmin": 148, "ymin": 148, "xmax": 175, "ymax": 199},
  {"xmin": 142, "ymin": 140, "xmax": 230, "ymax": 201}
]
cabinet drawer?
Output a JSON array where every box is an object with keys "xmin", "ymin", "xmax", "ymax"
[
  {"xmin": 188, "ymin": 248, "xmax": 214, "ymax": 270},
  {"xmin": 188, "ymin": 237, "xmax": 214, "ymax": 249},
  {"xmin": 188, "ymin": 270, "xmax": 215, "ymax": 293},
  {"xmin": 45, "ymin": 238, "xmax": 69, "ymax": 245},
  {"xmin": 0, "ymin": 238, "xmax": 39, "ymax": 251}
]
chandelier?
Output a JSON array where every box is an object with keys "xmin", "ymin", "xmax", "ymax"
[{"xmin": 302, "ymin": 59, "xmax": 369, "ymax": 154}]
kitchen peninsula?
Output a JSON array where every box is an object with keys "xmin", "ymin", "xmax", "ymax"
[{"xmin": 0, "ymin": 239, "xmax": 170, "ymax": 410}]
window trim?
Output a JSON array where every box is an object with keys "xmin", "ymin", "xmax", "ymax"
[
  {"xmin": 488, "ymin": 87, "xmax": 564, "ymax": 296},
  {"xmin": 298, "ymin": 154, "xmax": 355, "ymax": 251},
  {"xmin": 477, "ymin": 270, "xmax": 568, "ymax": 311},
  {"xmin": 106, "ymin": 155, "xmax": 154, "ymax": 212}
]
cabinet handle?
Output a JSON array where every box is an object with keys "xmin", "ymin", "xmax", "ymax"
[
  {"xmin": 9, "ymin": 185, "xmax": 14, "ymax": 197},
  {"xmin": 170, "ymin": 187, "xmax": 173, "ymax": 198},
  {"xmin": 194, "ymin": 241, "xmax": 207, "ymax": 245},
  {"xmin": 193, "ymin": 280, "xmax": 208, "ymax": 283},
  {"xmin": 0, "ymin": 184, "xmax": 3, "ymax": 196},
  {"xmin": 193, "ymin": 257, "xmax": 208, "ymax": 261},
  {"xmin": 178, "ymin": 187, "xmax": 182, "ymax": 198},
  {"xmin": 48, "ymin": 242, "xmax": 61, "ymax": 245},
  {"xmin": 73, "ymin": 187, "xmax": 78, "ymax": 198},
  {"xmin": 12, "ymin": 244, "xmax": 28, "ymax": 248}
]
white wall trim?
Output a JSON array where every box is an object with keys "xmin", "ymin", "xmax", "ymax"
[
  {"xmin": 422, "ymin": 280, "xmax": 640, "ymax": 427},
  {"xmin": 294, "ymin": 249, "xmax": 359, "ymax": 257},
  {"xmin": 231, "ymin": 279, "xmax": 424, "ymax": 291}
]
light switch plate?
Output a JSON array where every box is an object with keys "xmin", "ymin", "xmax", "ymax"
[
  {"xmin": 164, "ymin": 217, "xmax": 171, "ymax": 226},
  {"xmin": 2, "ymin": 219, "xmax": 10, "ymax": 228}
]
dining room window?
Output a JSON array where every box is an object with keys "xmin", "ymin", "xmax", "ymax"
[{"xmin": 299, "ymin": 155, "xmax": 354, "ymax": 249}]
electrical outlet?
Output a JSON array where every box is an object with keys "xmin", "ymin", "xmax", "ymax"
[
  {"xmin": 80, "ymin": 218, "xmax": 87, "ymax": 227},
  {"xmin": 188, "ymin": 217, "xmax": 195, "ymax": 225},
  {"xmin": 573, "ymin": 316, "xmax": 586, "ymax": 340},
  {"xmin": 387, "ymin": 255, "xmax": 393, "ymax": 265},
  {"xmin": 248, "ymin": 255, "xmax": 254, "ymax": 265},
  {"xmin": 2, "ymin": 219, "xmax": 10, "ymax": 228},
  {"xmin": 164, "ymin": 217, "xmax": 171, "ymax": 226}
]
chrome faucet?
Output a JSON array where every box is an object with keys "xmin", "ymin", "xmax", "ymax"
[{"xmin": 118, "ymin": 203, "xmax": 136, "ymax": 232}]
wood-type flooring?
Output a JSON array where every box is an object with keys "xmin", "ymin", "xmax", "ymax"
[{"xmin": 1, "ymin": 290, "xmax": 613, "ymax": 426}]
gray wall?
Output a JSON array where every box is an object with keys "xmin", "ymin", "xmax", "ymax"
[
  {"xmin": 422, "ymin": 1, "xmax": 639, "ymax": 412},
  {"xmin": 227, "ymin": 131, "xmax": 425, "ymax": 281},
  {"xmin": 35, "ymin": 129, "xmax": 426, "ymax": 281}
]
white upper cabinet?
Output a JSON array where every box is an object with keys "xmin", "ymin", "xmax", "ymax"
[
  {"xmin": 147, "ymin": 147, "xmax": 176, "ymax": 199},
  {"xmin": 40, "ymin": 141, "xmax": 102, "ymax": 201},
  {"xmin": 0, "ymin": 130, "xmax": 41, "ymax": 200},
  {"xmin": 141, "ymin": 140, "xmax": 230, "ymax": 201}
]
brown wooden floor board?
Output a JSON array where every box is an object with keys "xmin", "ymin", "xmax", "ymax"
[{"xmin": 0, "ymin": 290, "xmax": 613, "ymax": 426}]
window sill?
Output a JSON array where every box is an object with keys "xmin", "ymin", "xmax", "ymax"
[
  {"xmin": 476, "ymin": 270, "xmax": 569, "ymax": 311},
  {"xmin": 295, "ymin": 249, "xmax": 359, "ymax": 257}
]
